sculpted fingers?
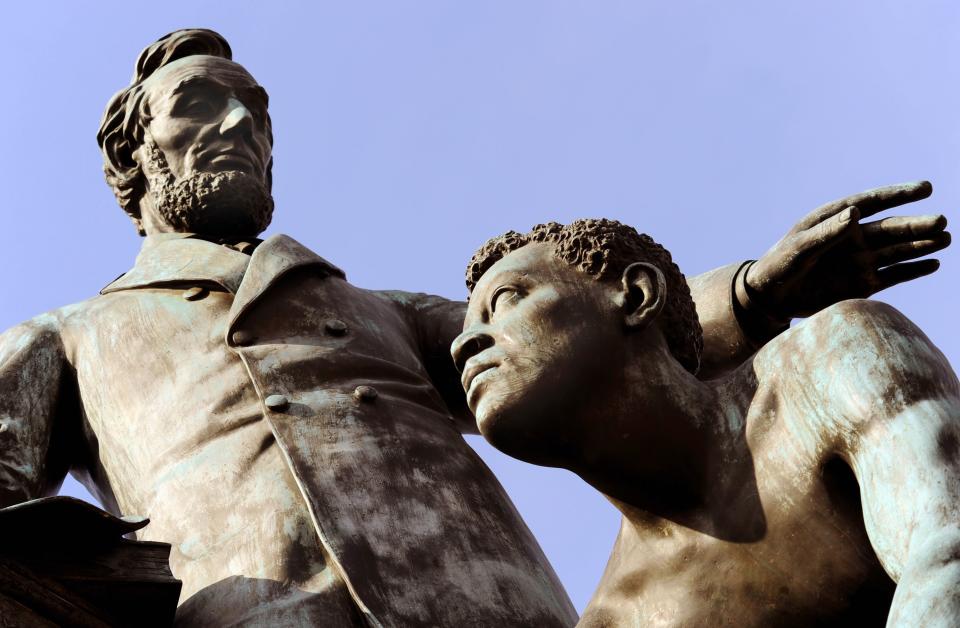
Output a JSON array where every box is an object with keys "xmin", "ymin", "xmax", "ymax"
[
  {"xmin": 875, "ymin": 259, "xmax": 941, "ymax": 292},
  {"xmin": 848, "ymin": 180, "xmax": 933, "ymax": 218},
  {"xmin": 862, "ymin": 214, "xmax": 948, "ymax": 246},
  {"xmin": 790, "ymin": 206, "xmax": 859, "ymax": 265},
  {"xmin": 872, "ymin": 232, "xmax": 951, "ymax": 268},
  {"xmin": 750, "ymin": 206, "xmax": 858, "ymax": 295},
  {"xmin": 794, "ymin": 181, "xmax": 933, "ymax": 231}
]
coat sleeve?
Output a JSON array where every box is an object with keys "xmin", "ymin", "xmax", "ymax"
[
  {"xmin": 379, "ymin": 291, "xmax": 476, "ymax": 433},
  {"xmin": 0, "ymin": 314, "xmax": 75, "ymax": 506}
]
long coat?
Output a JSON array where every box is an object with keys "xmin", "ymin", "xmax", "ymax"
[{"xmin": 0, "ymin": 233, "xmax": 745, "ymax": 627}]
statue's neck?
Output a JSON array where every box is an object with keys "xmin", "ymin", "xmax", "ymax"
[
  {"xmin": 586, "ymin": 368, "xmax": 764, "ymax": 541},
  {"xmin": 574, "ymin": 360, "xmax": 746, "ymax": 525}
]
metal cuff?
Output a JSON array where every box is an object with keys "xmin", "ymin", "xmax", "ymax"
[{"xmin": 732, "ymin": 260, "xmax": 790, "ymax": 349}]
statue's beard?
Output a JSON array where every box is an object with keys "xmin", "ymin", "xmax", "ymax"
[{"xmin": 143, "ymin": 143, "xmax": 274, "ymax": 237}]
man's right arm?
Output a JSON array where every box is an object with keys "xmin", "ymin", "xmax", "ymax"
[
  {"xmin": 0, "ymin": 315, "xmax": 74, "ymax": 507},
  {"xmin": 382, "ymin": 291, "xmax": 477, "ymax": 433}
]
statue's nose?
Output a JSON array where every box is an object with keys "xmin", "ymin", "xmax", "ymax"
[
  {"xmin": 220, "ymin": 98, "xmax": 254, "ymax": 137},
  {"xmin": 451, "ymin": 328, "xmax": 494, "ymax": 374}
]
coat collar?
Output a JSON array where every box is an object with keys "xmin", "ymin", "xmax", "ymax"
[
  {"xmin": 101, "ymin": 233, "xmax": 252, "ymax": 294},
  {"xmin": 101, "ymin": 233, "xmax": 346, "ymax": 329}
]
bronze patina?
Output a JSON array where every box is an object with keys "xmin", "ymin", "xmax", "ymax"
[
  {"xmin": 0, "ymin": 27, "xmax": 950, "ymax": 626},
  {"xmin": 456, "ymin": 217, "xmax": 955, "ymax": 626}
]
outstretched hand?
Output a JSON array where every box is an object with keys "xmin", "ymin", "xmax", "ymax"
[{"xmin": 742, "ymin": 181, "xmax": 950, "ymax": 329}]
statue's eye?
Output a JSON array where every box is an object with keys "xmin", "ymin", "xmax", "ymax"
[
  {"xmin": 183, "ymin": 100, "xmax": 215, "ymax": 116},
  {"xmin": 490, "ymin": 286, "xmax": 520, "ymax": 314},
  {"xmin": 173, "ymin": 98, "xmax": 216, "ymax": 118}
]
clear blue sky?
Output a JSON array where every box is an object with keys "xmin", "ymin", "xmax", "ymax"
[{"xmin": 1, "ymin": 1, "xmax": 957, "ymax": 613}]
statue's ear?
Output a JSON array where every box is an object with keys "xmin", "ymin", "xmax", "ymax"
[{"xmin": 620, "ymin": 262, "xmax": 666, "ymax": 330}]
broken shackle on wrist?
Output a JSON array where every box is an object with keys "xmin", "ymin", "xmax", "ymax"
[{"xmin": 733, "ymin": 260, "xmax": 791, "ymax": 347}]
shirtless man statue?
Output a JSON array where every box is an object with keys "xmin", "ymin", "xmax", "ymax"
[{"xmin": 452, "ymin": 215, "xmax": 958, "ymax": 626}]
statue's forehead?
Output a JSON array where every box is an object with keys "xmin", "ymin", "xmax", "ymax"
[
  {"xmin": 143, "ymin": 55, "xmax": 261, "ymax": 96},
  {"xmin": 476, "ymin": 243, "xmax": 557, "ymax": 291}
]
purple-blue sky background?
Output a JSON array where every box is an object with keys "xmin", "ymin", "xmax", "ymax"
[{"xmin": 1, "ymin": 1, "xmax": 958, "ymax": 612}]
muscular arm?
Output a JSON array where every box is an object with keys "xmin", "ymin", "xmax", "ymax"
[
  {"xmin": 831, "ymin": 301, "xmax": 960, "ymax": 627},
  {"xmin": 0, "ymin": 315, "xmax": 74, "ymax": 506}
]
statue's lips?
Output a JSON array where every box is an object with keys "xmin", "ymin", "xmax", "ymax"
[
  {"xmin": 200, "ymin": 151, "xmax": 258, "ymax": 172},
  {"xmin": 462, "ymin": 361, "xmax": 497, "ymax": 398}
]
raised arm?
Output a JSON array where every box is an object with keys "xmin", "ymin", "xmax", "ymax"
[
  {"xmin": 692, "ymin": 181, "xmax": 949, "ymax": 377},
  {"xmin": 0, "ymin": 315, "xmax": 75, "ymax": 506},
  {"xmin": 400, "ymin": 180, "xmax": 950, "ymax": 425},
  {"xmin": 831, "ymin": 301, "xmax": 960, "ymax": 627}
]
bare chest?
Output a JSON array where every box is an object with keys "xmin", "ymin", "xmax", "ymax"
[
  {"xmin": 579, "ymin": 454, "xmax": 895, "ymax": 628},
  {"xmin": 581, "ymin": 409, "xmax": 894, "ymax": 626}
]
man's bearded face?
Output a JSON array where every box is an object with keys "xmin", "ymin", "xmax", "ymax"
[
  {"xmin": 143, "ymin": 139, "xmax": 274, "ymax": 237},
  {"xmin": 136, "ymin": 56, "xmax": 276, "ymax": 238}
]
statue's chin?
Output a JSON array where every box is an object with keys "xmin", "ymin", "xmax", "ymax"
[
  {"xmin": 477, "ymin": 395, "xmax": 582, "ymax": 470},
  {"xmin": 183, "ymin": 204, "xmax": 271, "ymax": 238},
  {"xmin": 153, "ymin": 169, "xmax": 274, "ymax": 237},
  {"xmin": 477, "ymin": 403, "xmax": 545, "ymax": 465}
]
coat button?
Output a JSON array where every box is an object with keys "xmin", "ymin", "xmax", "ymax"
[
  {"xmin": 354, "ymin": 385, "xmax": 378, "ymax": 402},
  {"xmin": 325, "ymin": 319, "xmax": 348, "ymax": 336},
  {"xmin": 265, "ymin": 394, "xmax": 289, "ymax": 411},
  {"xmin": 182, "ymin": 286, "xmax": 208, "ymax": 301},
  {"xmin": 231, "ymin": 330, "xmax": 255, "ymax": 346}
]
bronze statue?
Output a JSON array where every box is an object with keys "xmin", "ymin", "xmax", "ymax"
[
  {"xmin": 454, "ymin": 217, "xmax": 956, "ymax": 626},
  {"xmin": 0, "ymin": 27, "xmax": 948, "ymax": 625}
]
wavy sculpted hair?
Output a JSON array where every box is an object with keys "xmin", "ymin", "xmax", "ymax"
[
  {"xmin": 465, "ymin": 219, "xmax": 703, "ymax": 374},
  {"xmin": 96, "ymin": 29, "xmax": 274, "ymax": 235}
]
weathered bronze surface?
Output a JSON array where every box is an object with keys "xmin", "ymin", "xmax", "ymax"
[
  {"xmin": 4, "ymin": 28, "xmax": 581, "ymax": 627},
  {"xmin": 0, "ymin": 26, "xmax": 951, "ymax": 626},
  {"xmin": 456, "ymin": 216, "xmax": 955, "ymax": 626}
]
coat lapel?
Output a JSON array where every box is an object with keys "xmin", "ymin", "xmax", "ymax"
[{"xmin": 226, "ymin": 234, "xmax": 345, "ymax": 332}]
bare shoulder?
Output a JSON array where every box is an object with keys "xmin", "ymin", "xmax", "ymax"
[
  {"xmin": 761, "ymin": 298, "xmax": 948, "ymax": 376},
  {"xmin": 755, "ymin": 299, "xmax": 958, "ymax": 445},
  {"xmin": 808, "ymin": 298, "xmax": 930, "ymax": 339}
]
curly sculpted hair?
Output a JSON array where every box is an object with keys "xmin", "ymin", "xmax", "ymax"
[{"xmin": 465, "ymin": 218, "xmax": 703, "ymax": 374}]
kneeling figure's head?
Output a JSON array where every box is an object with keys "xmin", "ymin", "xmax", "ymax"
[{"xmin": 452, "ymin": 219, "xmax": 702, "ymax": 467}]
